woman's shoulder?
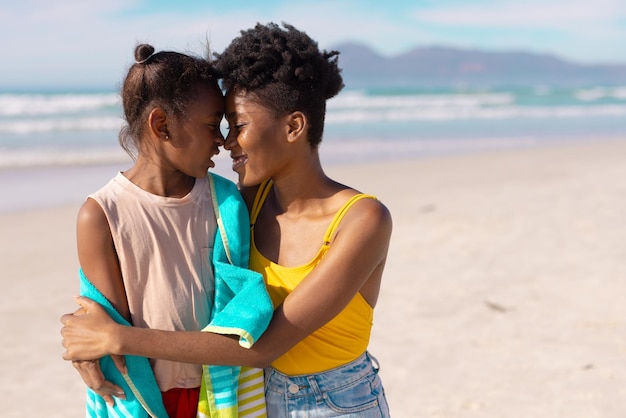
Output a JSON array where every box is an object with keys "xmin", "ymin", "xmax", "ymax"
[{"xmin": 334, "ymin": 187, "xmax": 392, "ymax": 231}]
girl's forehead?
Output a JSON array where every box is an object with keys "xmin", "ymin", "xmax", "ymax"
[{"xmin": 181, "ymin": 85, "xmax": 224, "ymax": 116}]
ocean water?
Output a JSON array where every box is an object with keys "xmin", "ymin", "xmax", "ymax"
[{"xmin": 1, "ymin": 84, "xmax": 626, "ymax": 169}]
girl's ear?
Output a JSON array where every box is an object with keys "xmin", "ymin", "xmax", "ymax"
[
  {"xmin": 286, "ymin": 111, "xmax": 306, "ymax": 143},
  {"xmin": 148, "ymin": 107, "xmax": 170, "ymax": 140}
]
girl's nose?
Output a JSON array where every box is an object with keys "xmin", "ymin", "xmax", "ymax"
[{"xmin": 215, "ymin": 129, "xmax": 225, "ymax": 147}]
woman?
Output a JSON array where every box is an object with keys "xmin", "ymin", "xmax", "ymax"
[{"xmin": 62, "ymin": 22, "xmax": 392, "ymax": 417}]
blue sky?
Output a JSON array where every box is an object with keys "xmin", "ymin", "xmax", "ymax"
[{"xmin": 2, "ymin": 0, "xmax": 626, "ymax": 89}]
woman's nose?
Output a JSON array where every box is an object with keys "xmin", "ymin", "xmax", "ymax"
[{"xmin": 223, "ymin": 129, "xmax": 236, "ymax": 150}]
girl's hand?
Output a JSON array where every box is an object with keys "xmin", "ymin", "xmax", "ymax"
[
  {"xmin": 72, "ymin": 359, "xmax": 126, "ymax": 406},
  {"xmin": 60, "ymin": 296, "xmax": 120, "ymax": 361}
]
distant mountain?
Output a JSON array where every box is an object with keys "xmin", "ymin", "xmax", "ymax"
[{"xmin": 332, "ymin": 42, "xmax": 626, "ymax": 88}]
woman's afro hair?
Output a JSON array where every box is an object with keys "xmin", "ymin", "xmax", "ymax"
[{"xmin": 215, "ymin": 22, "xmax": 344, "ymax": 148}]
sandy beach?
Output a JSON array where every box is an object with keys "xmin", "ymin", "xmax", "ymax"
[{"xmin": 1, "ymin": 139, "xmax": 625, "ymax": 417}]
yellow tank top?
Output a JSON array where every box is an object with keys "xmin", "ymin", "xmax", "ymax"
[{"xmin": 249, "ymin": 180, "xmax": 376, "ymax": 375}]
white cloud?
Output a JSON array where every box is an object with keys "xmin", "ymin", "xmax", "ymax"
[
  {"xmin": 1, "ymin": 2, "xmax": 246, "ymax": 88},
  {"xmin": 249, "ymin": 1, "xmax": 429, "ymax": 56},
  {"xmin": 2, "ymin": 0, "xmax": 625, "ymax": 88},
  {"xmin": 408, "ymin": 0, "xmax": 626, "ymax": 63},
  {"xmin": 412, "ymin": 0, "xmax": 626, "ymax": 29}
]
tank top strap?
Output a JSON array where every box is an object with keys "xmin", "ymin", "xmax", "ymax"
[
  {"xmin": 323, "ymin": 194, "xmax": 377, "ymax": 244},
  {"xmin": 250, "ymin": 180, "xmax": 274, "ymax": 226}
]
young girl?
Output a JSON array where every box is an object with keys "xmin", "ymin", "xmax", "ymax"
[
  {"xmin": 72, "ymin": 44, "xmax": 272, "ymax": 418},
  {"xmin": 62, "ymin": 23, "xmax": 392, "ymax": 417}
]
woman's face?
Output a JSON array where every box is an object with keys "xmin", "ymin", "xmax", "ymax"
[
  {"xmin": 224, "ymin": 90, "xmax": 291, "ymax": 186},
  {"xmin": 165, "ymin": 84, "xmax": 225, "ymax": 178}
]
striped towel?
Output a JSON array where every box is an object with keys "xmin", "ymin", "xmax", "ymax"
[
  {"xmin": 236, "ymin": 367, "xmax": 266, "ymax": 416},
  {"xmin": 197, "ymin": 367, "xmax": 266, "ymax": 418},
  {"xmin": 196, "ymin": 173, "xmax": 273, "ymax": 417}
]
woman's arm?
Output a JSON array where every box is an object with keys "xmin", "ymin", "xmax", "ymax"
[{"xmin": 62, "ymin": 198, "xmax": 392, "ymax": 368}]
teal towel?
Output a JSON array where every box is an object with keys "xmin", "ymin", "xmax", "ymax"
[
  {"xmin": 80, "ymin": 173, "xmax": 273, "ymax": 417},
  {"xmin": 80, "ymin": 272, "xmax": 169, "ymax": 418},
  {"xmin": 204, "ymin": 173, "xmax": 273, "ymax": 346},
  {"xmin": 198, "ymin": 174, "xmax": 274, "ymax": 415}
]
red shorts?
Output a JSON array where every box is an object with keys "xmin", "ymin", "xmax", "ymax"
[{"xmin": 161, "ymin": 387, "xmax": 200, "ymax": 418}]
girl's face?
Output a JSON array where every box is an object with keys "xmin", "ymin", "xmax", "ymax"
[
  {"xmin": 165, "ymin": 84, "xmax": 225, "ymax": 178},
  {"xmin": 223, "ymin": 90, "xmax": 291, "ymax": 186}
]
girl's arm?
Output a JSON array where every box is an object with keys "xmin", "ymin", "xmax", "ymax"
[
  {"xmin": 77, "ymin": 198, "xmax": 130, "ymax": 320},
  {"xmin": 71, "ymin": 198, "xmax": 130, "ymax": 404},
  {"xmin": 62, "ymin": 198, "xmax": 392, "ymax": 368}
]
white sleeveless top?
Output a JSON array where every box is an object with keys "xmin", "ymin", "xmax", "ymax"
[{"xmin": 89, "ymin": 172, "xmax": 216, "ymax": 391}]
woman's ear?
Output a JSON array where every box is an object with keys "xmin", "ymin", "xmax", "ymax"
[
  {"xmin": 148, "ymin": 107, "xmax": 170, "ymax": 141},
  {"xmin": 286, "ymin": 111, "xmax": 306, "ymax": 143}
]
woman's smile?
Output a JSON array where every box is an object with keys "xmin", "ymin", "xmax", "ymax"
[{"xmin": 230, "ymin": 152, "xmax": 248, "ymax": 171}]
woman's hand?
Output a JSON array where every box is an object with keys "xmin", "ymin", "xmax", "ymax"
[
  {"xmin": 60, "ymin": 296, "xmax": 121, "ymax": 361},
  {"xmin": 72, "ymin": 359, "xmax": 126, "ymax": 406}
]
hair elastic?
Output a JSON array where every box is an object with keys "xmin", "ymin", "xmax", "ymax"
[{"xmin": 135, "ymin": 53, "xmax": 154, "ymax": 65}]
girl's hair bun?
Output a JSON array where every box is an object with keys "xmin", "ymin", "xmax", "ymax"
[{"xmin": 134, "ymin": 44, "xmax": 155, "ymax": 64}]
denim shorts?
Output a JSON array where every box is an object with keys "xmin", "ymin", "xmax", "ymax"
[{"xmin": 264, "ymin": 351, "xmax": 390, "ymax": 417}]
